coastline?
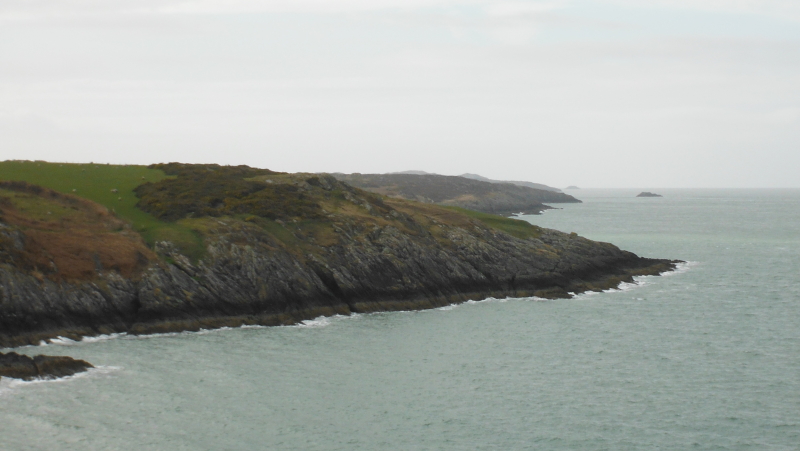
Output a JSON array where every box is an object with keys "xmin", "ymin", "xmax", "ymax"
[
  {"xmin": 0, "ymin": 165, "xmax": 680, "ymax": 351},
  {"xmin": 1, "ymin": 258, "xmax": 677, "ymax": 349}
]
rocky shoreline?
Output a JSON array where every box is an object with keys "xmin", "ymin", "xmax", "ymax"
[{"xmin": 0, "ymin": 224, "xmax": 678, "ymax": 348}]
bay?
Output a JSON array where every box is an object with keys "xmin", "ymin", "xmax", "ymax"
[{"xmin": 2, "ymin": 189, "xmax": 799, "ymax": 450}]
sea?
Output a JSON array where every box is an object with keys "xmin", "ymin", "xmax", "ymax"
[{"xmin": 1, "ymin": 189, "xmax": 799, "ymax": 450}]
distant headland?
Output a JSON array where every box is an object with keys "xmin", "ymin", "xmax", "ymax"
[{"xmin": 331, "ymin": 172, "xmax": 580, "ymax": 216}]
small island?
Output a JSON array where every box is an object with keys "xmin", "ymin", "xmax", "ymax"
[
  {"xmin": 565, "ymin": 186, "xmax": 580, "ymax": 190},
  {"xmin": 637, "ymin": 192, "xmax": 662, "ymax": 198}
]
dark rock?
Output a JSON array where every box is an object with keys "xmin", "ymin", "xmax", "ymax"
[
  {"xmin": 637, "ymin": 192, "xmax": 663, "ymax": 198},
  {"xmin": 0, "ymin": 352, "xmax": 93, "ymax": 380},
  {"xmin": 33, "ymin": 355, "xmax": 94, "ymax": 379}
]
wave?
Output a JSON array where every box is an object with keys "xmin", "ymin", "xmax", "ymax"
[
  {"xmin": 661, "ymin": 260, "xmax": 698, "ymax": 276},
  {"xmin": 570, "ymin": 260, "xmax": 695, "ymax": 299},
  {"xmin": 295, "ymin": 314, "xmax": 362, "ymax": 328},
  {"xmin": 32, "ymin": 314, "xmax": 362, "ymax": 348},
  {"xmin": 435, "ymin": 295, "xmax": 549, "ymax": 312},
  {"xmin": 44, "ymin": 333, "xmax": 128, "ymax": 347},
  {"xmin": 0, "ymin": 365, "xmax": 121, "ymax": 397}
]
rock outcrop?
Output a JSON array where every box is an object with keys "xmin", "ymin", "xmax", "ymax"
[
  {"xmin": 637, "ymin": 192, "xmax": 663, "ymax": 197},
  {"xmin": 0, "ymin": 351, "xmax": 93, "ymax": 380}
]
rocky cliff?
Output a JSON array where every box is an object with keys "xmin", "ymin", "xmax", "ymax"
[{"xmin": 0, "ymin": 164, "xmax": 676, "ymax": 348}]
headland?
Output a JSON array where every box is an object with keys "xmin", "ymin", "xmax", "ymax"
[{"xmin": 0, "ymin": 161, "xmax": 678, "ymax": 352}]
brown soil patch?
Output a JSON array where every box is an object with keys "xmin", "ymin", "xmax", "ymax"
[{"xmin": 0, "ymin": 181, "xmax": 157, "ymax": 281}]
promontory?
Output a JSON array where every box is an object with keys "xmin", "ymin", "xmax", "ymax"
[{"xmin": 0, "ymin": 161, "xmax": 677, "ymax": 348}]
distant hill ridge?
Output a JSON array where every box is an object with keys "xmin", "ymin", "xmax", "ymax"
[
  {"xmin": 458, "ymin": 173, "xmax": 562, "ymax": 193},
  {"xmin": 331, "ymin": 172, "xmax": 580, "ymax": 216},
  {"xmin": 388, "ymin": 170, "xmax": 562, "ymax": 193}
]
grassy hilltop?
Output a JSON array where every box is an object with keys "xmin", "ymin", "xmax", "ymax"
[{"xmin": 0, "ymin": 160, "xmax": 203, "ymax": 258}]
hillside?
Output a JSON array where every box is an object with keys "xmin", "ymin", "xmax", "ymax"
[
  {"xmin": 0, "ymin": 160, "xmax": 204, "ymax": 258},
  {"xmin": 389, "ymin": 171, "xmax": 562, "ymax": 192},
  {"xmin": 0, "ymin": 161, "xmax": 675, "ymax": 347},
  {"xmin": 330, "ymin": 172, "xmax": 580, "ymax": 216},
  {"xmin": 458, "ymin": 173, "xmax": 562, "ymax": 192}
]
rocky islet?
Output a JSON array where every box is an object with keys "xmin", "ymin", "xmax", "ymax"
[{"xmin": 0, "ymin": 351, "xmax": 93, "ymax": 381}]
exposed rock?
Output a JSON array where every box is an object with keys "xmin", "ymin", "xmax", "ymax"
[
  {"xmin": 637, "ymin": 192, "xmax": 663, "ymax": 198},
  {"xmin": 0, "ymin": 352, "xmax": 93, "ymax": 380},
  {"xmin": 0, "ymin": 207, "xmax": 678, "ymax": 347}
]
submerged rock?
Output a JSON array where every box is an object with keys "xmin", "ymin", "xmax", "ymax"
[{"xmin": 0, "ymin": 352, "xmax": 93, "ymax": 380}]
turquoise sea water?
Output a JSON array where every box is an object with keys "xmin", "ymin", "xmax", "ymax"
[{"xmin": 2, "ymin": 189, "xmax": 799, "ymax": 450}]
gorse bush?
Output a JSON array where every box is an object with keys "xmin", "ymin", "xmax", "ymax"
[{"xmin": 134, "ymin": 163, "xmax": 324, "ymax": 221}]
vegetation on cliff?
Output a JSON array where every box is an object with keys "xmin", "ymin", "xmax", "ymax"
[
  {"xmin": 0, "ymin": 160, "xmax": 202, "ymax": 258},
  {"xmin": 135, "ymin": 163, "xmax": 332, "ymax": 221},
  {"xmin": 0, "ymin": 181, "xmax": 156, "ymax": 281}
]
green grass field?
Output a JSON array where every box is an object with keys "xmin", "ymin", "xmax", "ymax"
[{"xmin": 0, "ymin": 160, "xmax": 204, "ymax": 259}]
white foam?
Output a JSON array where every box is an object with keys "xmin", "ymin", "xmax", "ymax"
[
  {"xmin": 435, "ymin": 295, "xmax": 541, "ymax": 312},
  {"xmin": 46, "ymin": 333, "xmax": 129, "ymax": 346},
  {"xmin": 611, "ymin": 280, "xmax": 642, "ymax": 292},
  {"xmin": 295, "ymin": 314, "xmax": 358, "ymax": 328},
  {"xmin": 571, "ymin": 261, "xmax": 695, "ymax": 299},
  {"xmin": 661, "ymin": 260, "xmax": 698, "ymax": 276},
  {"xmin": 0, "ymin": 365, "xmax": 121, "ymax": 397},
  {"xmin": 47, "ymin": 336, "xmax": 78, "ymax": 346},
  {"xmin": 81, "ymin": 333, "xmax": 128, "ymax": 343},
  {"xmin": 193, "ymin": 326, "xmax": 234, "ymax": 335},
  {"xmin": 298, "ymin": 316, "xmax": 333, "ymax": 328}
]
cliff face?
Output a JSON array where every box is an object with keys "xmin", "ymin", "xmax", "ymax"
[{"xmin": 0, "ymin": 165, "xmax": 674, "ymax": 348}]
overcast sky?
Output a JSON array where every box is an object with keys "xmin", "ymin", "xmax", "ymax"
[{"xmin": 1, "ymin": 0, "xmax": 798, "ymax": 187}]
